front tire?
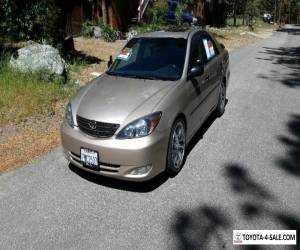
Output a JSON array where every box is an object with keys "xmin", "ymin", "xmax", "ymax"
[
  {"xmin": 166, "ymin": 119, "xmax": 186, "ymax": 177},
  {"xmin": 215, "ymin": 80, "xmax": 226, "ymax": 117}
]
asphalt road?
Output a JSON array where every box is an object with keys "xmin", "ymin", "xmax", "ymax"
[{"xmin": 1, "ymin": 25, "xmax": 300, "ymax": 250}]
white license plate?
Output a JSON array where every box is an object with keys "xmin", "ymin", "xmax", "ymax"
[{"xmin": 80, "ymin": 148, "xmax": 99, "ymax": 168}]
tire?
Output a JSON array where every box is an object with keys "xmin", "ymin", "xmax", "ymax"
[
  {"xmin": 215, "ymin": 80, "xmax": 226, "ymax": 117},
  {"xmin": 166, "ymin": 118, "xmax": 187, "ymax": 177}
]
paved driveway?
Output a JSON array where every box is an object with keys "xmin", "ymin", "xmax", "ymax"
[{"xmin": 1, "ymin": 25, "xmax": 300, "ymax": 250}]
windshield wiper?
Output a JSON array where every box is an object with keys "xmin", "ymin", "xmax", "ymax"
[
  {"xmin": 107, "ymin": 72, "xmax": 157, "ymax": 80},
  {"xmin": 107, "ymin": 72, "xmax": 173, "ymax": 81},
  {"xmin": 132, "ymin": 75, "xmax": 160, "ymax": 80},
  {"xmin": 106, "ymin": 71, "xmax": 122, "ymax": 76}
]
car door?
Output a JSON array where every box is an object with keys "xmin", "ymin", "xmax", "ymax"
[
  {"xmin": 200, "ymin": 32, "xmax": 222, "ymax": 113},
  {"xmin": 185, "ymin": 33, "xmax": 210, "ymax": 137}
]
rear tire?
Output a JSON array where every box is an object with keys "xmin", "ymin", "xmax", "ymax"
[
  {"xmin": 215, "ymin": 80, "xmax": 226, "ymax": 117},
  {"xmin": 166, "ymin": 118, "xmax": 186, "ymax": 177}
]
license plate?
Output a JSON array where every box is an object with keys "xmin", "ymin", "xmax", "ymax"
[{"xmin": 80, "ymin": 148, "xmax": 99, "ymax": 169}]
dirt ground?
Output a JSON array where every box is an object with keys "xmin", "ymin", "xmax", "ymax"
[
  {"xmin": 72, "ymin": 38, "xmax": 125, "ymax": 83},
  {"xmin": 0, "ymin": 103, "xmax": 65, "ymax": 172},
  {"xmin": 211, "ymin": 27, "xmax": 273, "ymax": 51},
  {"xmin": 0, "ymin": 27, "xmax": 273, "ymax": 173}
]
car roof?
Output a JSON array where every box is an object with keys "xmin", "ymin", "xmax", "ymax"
[{"xmin": 134, "ymin": 27, "xmax": 203, "ymax": 39}]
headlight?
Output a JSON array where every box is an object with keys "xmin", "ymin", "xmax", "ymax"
[
  {"xmin": 116, "ymin": 112, "xmax": 162, "ymax": 139},
  {"xmin": 65, "ymin": 102, "xmax": 74, "ymax": 127}
]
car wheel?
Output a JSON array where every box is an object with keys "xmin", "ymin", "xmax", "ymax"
[
  {"xmin": 215, "ymin": 80, "xmax": 226, "ymax": 117},
  {"xmin": 166, "ymin": 119, "xmax": 186, "ymax": 177}
]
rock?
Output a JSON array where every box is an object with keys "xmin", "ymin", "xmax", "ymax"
[
  {"xmin": 94, "ymin": 26, "xmax": 101, "ymax": 39},
  {"xmin": 126, "ymin": 30, "xmax": 138, "ymax": 41},
  {"xmin": 10, "ymin": 43, "xmax": 66, "ymax": 75}
]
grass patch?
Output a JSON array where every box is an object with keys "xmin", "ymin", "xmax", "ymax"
[{"xmin": 0, "ymin": 55, "xmax": 77, "ymax": 127}]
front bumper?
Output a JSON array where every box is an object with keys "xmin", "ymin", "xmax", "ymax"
[{"xmin": 61, "ymin": 122, "xmax": 169, "ymax": 181}]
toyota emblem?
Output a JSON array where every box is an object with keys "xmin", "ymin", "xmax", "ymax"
[{"xmin": 88, "ymin": 121, "xmax": 97, "ymax": 130}]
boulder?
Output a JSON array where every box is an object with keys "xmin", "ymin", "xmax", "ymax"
[
  {"xmin": 94, "ymin": 26, "xmax": 102, "ymax": 39},
  {"xmin": 10, "ymin": 43, "xmax": 66, "ymax": 75},
  {"xmin": 126, "ymin": 30, "xmax": 138, "ymax": 41}
]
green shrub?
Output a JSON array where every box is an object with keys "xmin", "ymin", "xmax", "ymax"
[
  {"xmin": 101, "ymin": 26, "xmax": 118, "ymax": 42},
  {"xmin": 98, "ymin": 20, "xmax": 118, "ymax": 42},
  {"xmin": 0, "ymin": 0, "xmax": 17, "ymax": 35},
  {"xmin": 150, "ymin": 0, "xmax": 168, "ymax": 24},
  {"xmin": 0, "ymin": 0, "xmax": 61, "ymax": 44},
  {"xmin": 175, "ymin": 3, "xmax": 185, "ymax": 25},
  {"xmin": 24, "ymin": 0, "xmax": 61, "ymax": 43},
  {"xmin": 81, "ymin": 20, "xmax": 94, "ymax": 37}
]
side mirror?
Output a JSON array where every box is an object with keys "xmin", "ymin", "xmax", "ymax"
[
  {"xmin": 188, "ymin": 65, "xmax": 204, "ymax": 79},
  {"xmin": 107, "ymin": 55, "xmax": 113, "ymax": 68},
  {"xmin": 220, "ymin": 43, "xmax": 225, "ymax": 49}
]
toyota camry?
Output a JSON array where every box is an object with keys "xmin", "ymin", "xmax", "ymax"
[{"xmin": 61, "ymin": 28, "xmax": 230, "ymax": 181}]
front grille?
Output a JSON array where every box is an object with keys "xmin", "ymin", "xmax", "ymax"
[{"xmin": 77, "ymin": 115, "xmax": 120, "ymax": 138}]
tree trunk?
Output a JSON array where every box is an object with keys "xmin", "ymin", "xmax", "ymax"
[
  {"xmin": 278, "ymin": 0, "xmax": 282, "ymax": 26},
  {"xmin": 242, "ymin": 0, "xmax": 247, "ymax": 26},
  {"xmin": 233, "ymin": 13, "xmax": 237, "ymax": 26},
  {"xmin": 107, "ymin": 1, "xmax": 114, "ymax": 28},
  {"xmin": 101, "ymin": 0, "xmax": 108, "ymax": 25},
  {"xmin": 274, "ymin": 0, "xmax": 277, "ymax": 24},
  {"xmin": 288, "ymin": 0, "xmax": 291, "ymax": 24},
  {"xmin": 233, "ymin": 0, "xmax": 237, "ymax": 26}
]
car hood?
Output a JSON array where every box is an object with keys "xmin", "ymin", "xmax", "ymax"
[{"xmin": 75, "ymin": 74, "xmax": 174, "ymax": 124}]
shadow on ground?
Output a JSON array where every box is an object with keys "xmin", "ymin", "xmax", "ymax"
[
  {"xmin": 224, "ymin": 164, "xmax": 274, "ymax": 200},
  {"xmin": 257, "ymin": 45, "xmax": 300, "ymax": 88},
  {"xmin": 277, "ymin": 27, "xmax": 300, "ymax": 36},
  {"xmin": 171, "ymin": 206, "xmax": 230, "ymax": 249},
  {"xmin": 276, "ymin": 114, "xmax": 300, "ymax": 177},
  {"xmin": 186, "ymin": 112, "xmax": 217, "ymax": 156},
  {"xmin": 256, "ymin": 26, "xmax": 300, "ymax": 88},
  {"xmin": 170, "ymin": 163, "xmax": 300, "ymax": 249},
  {"xmin": 65, "ymin": 50, "xmax": 102, "ymax": 65},
  {"xmin": 230, "ymin": 163, "xmax": 300, "ymax": 250},
  {"xmin": 186, "ymin": 100, "xmax": 228, "ymax": 156}
]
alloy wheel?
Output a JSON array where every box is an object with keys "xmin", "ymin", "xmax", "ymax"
[{"xmin": 170, "ymin": 121, "xmax": 186, "ymax": 169}]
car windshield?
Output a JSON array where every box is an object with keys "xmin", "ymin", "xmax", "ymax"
[{"xmin": 107, "ymin": 37, "xmax": 187, "ymax": 81}]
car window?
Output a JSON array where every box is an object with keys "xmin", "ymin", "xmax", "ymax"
[
  {"xmin": 189, "ymin": 34, "xmax": 204, "ymax": 70},
  {"xmin": 201, "ymin": 34, "xmax": 219, "ymax": 62},
  {"xmin": 114, "ymin": 40, "xmax": 140, "ymax": 68},
  {"xmin": 107, "ymin": 37, "xmax": 187, "ymax": 81}
]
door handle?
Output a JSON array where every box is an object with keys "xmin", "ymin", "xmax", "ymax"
[{"xmin": 204, "ymin": 75, "xmax": 210, "ymax": 82}]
